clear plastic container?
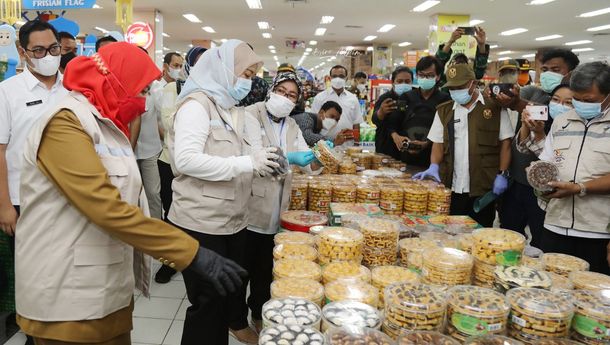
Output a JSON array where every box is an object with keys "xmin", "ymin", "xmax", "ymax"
[
  {"xmin": 313, "ymin": 139, "xmax": 341, "ymax": 167},
  {"xmin": 308, "ymin": 181, "xmax": 333, "ymax": 213},
  {"xmin": 427, "ymin": 215, "xmax": 479, "ymax": 229},
  {"xmin": 332, "ymin": 184, "xmax": 357, "ymax": 203},
  {"xmin": 457, "ymin": 233, "xmax": 475, "ymax": 254},
  {"xmin": 258, "ymin": 324, "xmax": 325, "ymax": 345},
  {"xmin": 262, "ymin": 298, "xmax": 322, "ymax": 330},
  {"xmin": 321, "ymin": 300, "xmax": 382, "ymax": 332},
  {"xmin": 274, "ymin": 231, "xmax": 316, "ymax": 247},
  {"xmin": 427, "ymin": 187, "xmax": 451, "ymax": 215},
  {"xmin": 526, "ymin": 160, "xmax": 559, "ymax": 192},
  {"xmin": 464, "ymin": 335, "xmax": 525, "ymax": 345},
  {"xmin": 371, "ymin": 266, "xmax": 421, "ymax": 308},
  {"xmin": 473, "ymin": 259, "xmax": 497, "ymax": 288},
  {"xmin": 289, "ymin": 182, "xmax": 309, "ymax": 211},
  {"xmin": 340, "ymin": 214, "xmax": 370, "ymax": 231},
  {"xmin": 403, "ymin": 186, "xmax": 429, "ymax": 215},
  {"xmin": 506, "ymin": 288, "xmax": 575, "ymax": 343},
  {"xmin": 273, "ymin": 244, "xmax": 318, "ymax": 262},
  {"xmin": 493, "ymin": 266, "xmax": 553, "ymax": 294},
  {"xmin": 571, "ymin": 290, "xmax": 610, "ymax": 345},
  {"xmin": 360, "ymin": 218, "xmax": 400, "ymax": 249},
  {"xmin": 570, "ymin": 271, "xmax": 610, "ymax": 291},
  {"xmin": 422, "ymin": 247, "xmax": 474, "ymax": 286},
  {"xmin": 326, "ymin": 325, "xmax": 395, "ymax": 345},
  {"xmin": 322, "ymin": 261, "xmax": 371, "ymax": 285},
  {"xmin": 542, "ymin": 253, "xmax": 590, "ymax": 277},
  {"xmin": 384, "ymin": 283, "xmax": 447, "ymax": 333},
  {"xmin": 356, "ymin": 183, "xmax": 380, "ymax": 204},
  {"xmin": 547, "ymin": 271, "xmax": 575, "ymax": 293},
  {"xmin": 446, "ymin": 286, "xmax": 510, "ymax": 341},
  {"xmin": 521, "ymin": 256, "xmax": 544, "ymax": 270},
  {"xmin": 398, "ymin": 330, "xmax": 461, "ymax": 345},
  {"xmin": 472, "ymin": 228, "xmax": 526, "ymax": 266},
  {"xmin": 273, "ymin": 259, "xmax": 321, "ymax": 282},
  {"xmin": 532, "ymin": 340, "xmax": 587, "ymax": 345},
  {"xmin": 362, "ymin": 246, "xmax": 398, "ymax": 268},
  {"xmin": 398, "ymin": 238, "xmax": 439, "ymax": 271},
  {"xmin": 270, "ymin": 278, "xmax": 325, "ymax": 306},
  {"xmin": 324, "ymin": 278, "xmax": 379, "ymax": 308},
  {"xmin": 280, "ymin": 210, "xmax": 328, "ymax": 233},
  {"xmin": 338, "ymin": 160, "xmax": 358, "ymax": 175},
  {"xmin": 380, "ymin": 184, "xmax": 405, "ymax": 215},
  {"xmin": 318, "ymin": 227, "xmax": 364, "ymax": 265}
]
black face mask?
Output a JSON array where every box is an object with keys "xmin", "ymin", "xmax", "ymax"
[{"xmin": 60, "ymin": 52, "xmax": 77, "ymax": 71}]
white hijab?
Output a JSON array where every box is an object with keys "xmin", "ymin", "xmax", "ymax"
[{"xmin": 178, "ymin": 39, "xmax": 262, "ymax": 110}]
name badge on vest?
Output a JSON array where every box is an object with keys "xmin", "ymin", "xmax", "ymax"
[
  {"xmin": 26, "ymin": 100, "xmax": 43, "ymax": 107},
  {"xmin": 483, "ymin": 109, "xmax": 493, "ymax": 120}
]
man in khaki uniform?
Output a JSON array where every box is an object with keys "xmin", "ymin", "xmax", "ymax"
[{"xmin": 414, "ymin": 64, "xmax": 514, "ymax": 226}]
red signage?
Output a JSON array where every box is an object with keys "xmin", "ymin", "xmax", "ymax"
[{"xmin": 125, "ymin": 22, "xmax": 154, "ymax": 49}]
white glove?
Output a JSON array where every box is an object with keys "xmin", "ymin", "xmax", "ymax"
[{"xmin": 250, "ymin": 147, "xmax": 280, "ymax": 177}]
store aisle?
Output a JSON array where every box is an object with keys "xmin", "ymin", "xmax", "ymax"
[{"xmin": 3, "ymin": 262, "xmax": 246, "ymax": 345}]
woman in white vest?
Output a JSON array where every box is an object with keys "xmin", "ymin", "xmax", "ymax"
[
  {"xmin": 167, "ymin": 40, "xmax": 277, "ymax": 345},
  {"xmin": 242, "ymin": 72, "xmax": 319, "ymax": 332},
  {"xmin": 15, "ymin": 42, "xmax": 246, "ymax": 345}
]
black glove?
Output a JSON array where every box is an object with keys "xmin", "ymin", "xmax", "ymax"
[{"xmin": 185, "ymin": 247, "xmax": 248, "ymax": 296}]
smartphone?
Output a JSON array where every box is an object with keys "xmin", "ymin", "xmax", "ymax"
[
  {"xmin": 458, "ymin": 26, "xmax": 475, "ymax": 35},
  {"xmin": 401, "ymin": 140, "xmax": 422, "ymax": 152},
  {"xmin": 490, "ymin": 83, "xmax": 515, "ymax": 98},
  {"xmin": 396, "ymin": 100, "xmax": 408, "ymax": 112},
  {"xmin": 527, "ymin": 105, "xmax": 549, "ymax": 121}
]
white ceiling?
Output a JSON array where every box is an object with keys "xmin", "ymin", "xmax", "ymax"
[{"xmin": 54, "ymin": 0, "xmax": 610, "ymax": 74}]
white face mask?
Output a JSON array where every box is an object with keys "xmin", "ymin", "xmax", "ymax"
[
  {"xmin": 265, "ymin": 92, "xmax": 295, "ymax": 118},
  {"xmin": 30, "ymin": 54, "xmax": 60, "ymax": 76},
  {"xmin": 357, "ymin": 84, "xmax": 366, "ymax": 93},
  {"xmin": 331, "ymin": 77, "xmax": 346, "ymax": 90},
  {"xmin": 322, "ymin": 117, "xmax": 337, "ymax": 131},
  {"xmin": 168, "ymin": 67, "xmax": 182, "ymax": 81}
]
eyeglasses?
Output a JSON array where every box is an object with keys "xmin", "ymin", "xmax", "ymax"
[
  {"xmin": 417, "ymin": 73, "xmax": 436, "ymax": 79},
  {"xmin": 274, "ymin": 86, "xmax": 299, "ymax": 103},
  {"xmin": 26, "ymin": 45, "xmax": 61, "ymax": 59}
]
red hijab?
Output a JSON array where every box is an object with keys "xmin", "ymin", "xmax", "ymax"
[{"xmin": 63, "ymin": 42, "xmax": 161, "ymax": 137}]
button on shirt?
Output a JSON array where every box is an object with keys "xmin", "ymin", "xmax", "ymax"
[
  {"xmin": 310, "ymin": 88, "xmax": 362, "ymax": 139},
  {"xmin": 428, "ymin": 93, "xmax": 514, "ymax": 194},
  {"xmin": 0, "ymin": 67, "xmax": 68, "ymax": 205}
]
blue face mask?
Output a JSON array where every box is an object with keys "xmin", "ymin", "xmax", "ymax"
[
  {"xmin": 548, "ymin": 101, "xmax": 572, "ymax": 120},
  {"xmin": 572, "ymin": 95, "xmax": 609, "ymax": 120},
  {"xmin": 540, "ymin": 71, "xmax": 564, "ymax": 93},
  {"xmin": 449, "ymin": 84, "xmax": 473, "ymax": 105},
  {"xmin": 418, "ymin": 77, "xmax": 437, "ymax": 91},
  {"xmin": 228, "ymin": 77, "xmax": 252, "ymax": 101},
  {"xmin": 394, "ymin": 83, "xmax": 412, "ymax": 96}
]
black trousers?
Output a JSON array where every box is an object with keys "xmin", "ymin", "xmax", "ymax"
[
  {"xmin": 450, "ymin": 192, "xmax": 496, "ymax": 228},
  {"xmin": 157, "ymin": 160, "xmax": 174, "ymax": 221},
  {"xmin": 178, "ymin": 226, "xmax": 249, "ymax": 345},
  {"xmin": 540, "ymin": 228, "xmax": 610, "ymax": 275},
  {"xmin": 499, "ymin": 182, "xmax": 546, "ymax": 249},
  {"xmin": 245, "ymin": 230, "xmax": 275, "ymax": 321}
]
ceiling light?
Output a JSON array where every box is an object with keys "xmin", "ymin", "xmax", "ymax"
[
  {"xmin": 315, "ymin": 28, "xmax": 327, "ymax": 36},
  {"xmin": 273, "ymin": 56, "xmax": 278, "ymax": 61},
  {"xmin": 305, "ymin": 47, "xmax": 313, "ymax": 52},
  {"xmin": 535, "ymin": 34, "xmax": 562, "ymax": 41},
  {"xmin": 579, "ymin": 7, "xmax": 610, "ymax": 17},
  {"xmin": 522, "ymin": 53, "xmax": 536, "ymax": 58},
  {"xmin": 498, "ymin": 57, "xmax": 511, "ymax": 61},
  {"xmin": 500, "ymin": 28, "xmax": 528, "ymax": 36},
  {"xmin": 469, "ymin": 19, "xmax": 485, "ymax": 26},
  {"xmin": 412, "ymin": 0, "xmax": 441, "ymax": 12},
  {"xmin": 92, "ymin": 4, "xmax": 102, "ymax": 9},
  {"xmin": 377, "ymin": 24, "xmax": 396, "ymax": 33},
  {"xmin": 276, "ymin": 61, "xmax": 280, "ymax": 67},
  {"xmin": 367, "ymin": 46, "xmax": 374, "ymax": 51},
  {"xmin": 304, "ymin": 52, "xmax": 310, "ymax": 56},
  {"xmin": 565, "ymin": 40, "xmax": 593, "ymax": 46},
  {"xmin": 258, "ymin": 21, "xmax": 270, "ymax": 30},
  {"xmin": 95, "ymin": 26, "xmax": 108, "ymax": 33},
  {"xmin": 309, "ymin": 40, "xmax": 318, "ymax": 45},
  {"xmin": 188, "ymin": 44, "xmax": 194, "ymax": 48},
  {"xmin": 245, "ymin": 0, "xmax": 262, "ymax": 9},
  {"xmin": 163, "ymin": 47, "xmax": 169, "ymax": 51},
  {"xmin": 320, "ymin": 16, "xmax": 334, "ymax": 24},
  {"xmin": 423, "ymin": 49, "xmax": 429, "ymax": 53},
  {"xmin": 270, "ymin": 50, "xmax": 276, "ymax": 54},
  {"xmin": 398, "ymin": 41, "xmax": 412, "ymax": 47},
  {"xmin": 489, "ymin": 44, "xmax": 499, "ymax": 49},
  {"xmin": 572, "ymin": 47, "xmax": 595, "ymax": 52},
  {"xmin": 155, "ymin": 17, "xmax": 160, "ymax": 23},
  {"xmin": 345, "ymin": 46, "xmax": 354, "ymax": 50},
  {"xmin": 527, "ymin": 0, "xmax": 555, "ymax": 4},
  {"xmin": 498, "ymin": 50, "xmax": 513, "ymax": 55},
  {"xmin": 220, "ymin": 38, "xmax": 228, "ymax": 43},
  {"xmin": 320, "ymin": 62, "xmax": 326, "ymax": 66},
  {"xmin": 162, "ymin": 32, "xmax": 170, "ymax": 38},
  {"xmin": 400, "ymin": 61, "xmax": 405, "ymax": 65},
  {"xmin": 183, "ymin": 14, "xmax": 202, "ymax": 23},
  {"xmin": 202, "ymin": 26, "xmax": 215, "ymax": 33},
  {"xmin": 363, "ymin": 35, "xmax": 377, "ymax": 41},
  {"xmin": 262, "ymin": 32, "xmax": 272, "ymax": 38},
  {"xmin": 329, "ymin": 56, "xmax": 336, "ymax": 60},
  {"xmin": 587, "ymin": 24, "xmax": 610, "ymax": 32}
]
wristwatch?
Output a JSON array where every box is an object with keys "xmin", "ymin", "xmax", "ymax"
[
  {"xmin": 498, "ymin": 170, "xmax": 510, "ymax": 179},
  {"xmin": 577, "ymin": 182, "xmax": 587, "ymax": 197}
]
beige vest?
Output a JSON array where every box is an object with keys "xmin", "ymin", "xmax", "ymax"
[
  {"xmin": 245, "ymin": 102, "xmax": 299, "ymax": 233},
  {"xmin": 544, "ymin": 108, "xmax": 610, "ymax": 234},
  {"xmin": 167, "ymin": 92, "xmax": 253, "ymax": 234},
  {"xmin": 16, "ymin": 92, "xmax": 151, "ymax": 322}
]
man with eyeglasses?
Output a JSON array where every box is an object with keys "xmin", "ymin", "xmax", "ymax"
[{"xmin": 0, "ymin": 20, "xmax": 67, "ymax": 343}]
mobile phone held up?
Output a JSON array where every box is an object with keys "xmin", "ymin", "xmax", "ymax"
[
  {"xmin": 526, "ymin": 105, "xmax": 549, "ymax": 121},
  {"xmin": 489, "ymin": 83, "xmax": 515, "ymax": 98},
  {"xmin": 396, "ymin": 100, "xmax": 408, "ymax": 112},
  {"xmin": 458, "ymin": 26, "xmax": 475, "ymax": 35}
]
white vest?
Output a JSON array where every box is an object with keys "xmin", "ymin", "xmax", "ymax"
[{"xmin": 16, "ymin": 92, "xmax": 151, "ymax": 322}]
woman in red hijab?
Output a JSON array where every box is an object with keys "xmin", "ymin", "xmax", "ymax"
[{"xmin": 14, "ymin": 42, "xmax": 246, "ymax": 345}]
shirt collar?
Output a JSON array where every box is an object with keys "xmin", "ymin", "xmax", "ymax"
[
  {"xmin": 327, "ymin": 87, "xmax": 346, "ymax": 97},
  {"xmin": 23, "ymin": 66, "xmax": 64, "ymax": 92},
  {"xmin": 452, "ymin": 90, "xmax": 484, "ymax": 111}
]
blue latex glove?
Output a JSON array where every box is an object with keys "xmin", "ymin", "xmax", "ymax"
[
  {"xmin": 287, "ymin": 150, "xmax": 316, "ymax": 167},
  {"xmin": 412, "ymin": 163, "xmax": 440, "ymax": 182},
  {"xmin": 326, "ymin": 140, "xmax": 335, "ymax": 149},
  {"xmin": 493, "ymin": 174, "xmax": 509, "ymax": 195}
]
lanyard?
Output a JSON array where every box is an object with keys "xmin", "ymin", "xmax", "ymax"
[{"xmin": 267, "ymin": 115, "xmax": 286, "ymax": 150}]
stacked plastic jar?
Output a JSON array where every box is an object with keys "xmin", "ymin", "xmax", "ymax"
[
  {"xmin": 270, "ymin": 278, "xmax": 325, "ymax": 306},
  {"xmin": 274, "ymin": 231, "xmax": 316, "ymax": 247},
  {"xmin": 541, "ymin": 253, "xmax": 590, "ymax": 277},
  {"xmin": 324, "ymin": 278, "xmax": 379, "ymax": 308},
  {"xmin": 327, "ymin": 326, "xmax": 394, "ymax": 345},
  {"xmin": 569, "ymin": 271, "xmax": 610, "ymax": 290},
  {"xmin": 308, "ymin": 181, "xmax": 332, "ymax": 213},
  {"xmin": 272, "ymin": 259, "xmax": 322, "ymax": 282},
  {"xmin": 356, "ymin": 182, "xmax": 380, "ymax": 204},
  {"xmin": 422, "ymin": 247, "xmax": 474, "ymax": 286},
  {"xmin": 273, "ymin": 243, "xmax": 318, "ymax": 262},
  {"xmin": 359, "ymin": 218, "xmax": 400, "ymax": 267},
  {"xmin": 427, "ymin": 187, "xmax": 451, "ymax": 215},
  {"xmin": 398, "ymin": 238, "xmax": 439, "ymax": 271},
  {"xmin": 258, "ymin": 324, "xmax": 325, "ymax": 345},
  {"xmin": 332, "ymin": 183, "xmax": 357, "ymax": 203},
  {"xmin": 471, "ymin": 228, "xmax": 526, "ymax": 288},
  {"xmin": 403, "ymin": 185, "xmax": 429, "ymax": 215},
  {"xmin": 571, "ymin": 289, "xmax": 610, "ymax": 345},
  {"xmin": 261, "ymin": 298, "xmax": 322, "ymax": 330},
  {"xmin": 379, "ymin": 183, "xmax": 405, "ymax": 215},
  {"xmin": 322, "ymin": 301, "xmax": 382, "ymax": 332},
  {"xmin": 289, "ymin": 181, "xmax": 309, "ymax": 210},
  {"xmin": 321, "ymin": 261, "xmax": 371, "ymax": 285},
  {"xmin": 371, "ymin": 265, "xmax": 421, "ymax": 308},
  {"xmin": 317, "ymin": 227, "xmax": 364, "ymax": 265}
]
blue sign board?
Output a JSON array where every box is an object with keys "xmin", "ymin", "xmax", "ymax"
[{"xmin": 22, "ymin": 0, "xmax": 97, "ymax": 10}]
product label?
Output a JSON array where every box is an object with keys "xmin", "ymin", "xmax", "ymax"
[
  {"xmin": 573, "ymin": 314, "xmax": 608, "ymax": 339},
  {"xmin": 451, "ymin": 313, "xmax": 490, "ymax": 336},
  {"xmin": 496, "ymin": 250, "xmax": 522, "ymax": 266},
  {"xmin": 511, "ymin": 314, "xmax": 527, "ymax": 327},
  {"xmin": 294, "ymin": 191, "xmax": 302, "ymax": 197},
  {"xmin": 408, "ymin": 266, "xmax": 422, "ymax": 274}
]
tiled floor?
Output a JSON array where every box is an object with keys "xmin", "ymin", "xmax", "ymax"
[{"xmin": 4, "ymin": 264, "xmax": 246, "ymax": 345}]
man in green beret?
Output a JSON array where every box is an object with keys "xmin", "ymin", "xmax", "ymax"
[{"xmin": 414, "ymin": 64, "xmax": 514, "ymax": 227}]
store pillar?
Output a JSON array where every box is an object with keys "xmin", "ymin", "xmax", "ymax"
[{"xmin": 131, "ymin": 9, "xmax": 163, "ymax": 65}]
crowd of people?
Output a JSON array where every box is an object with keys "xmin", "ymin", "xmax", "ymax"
[{"xmin": 0, "ymin": 19, "xmax": 609, "ymax": 345}]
